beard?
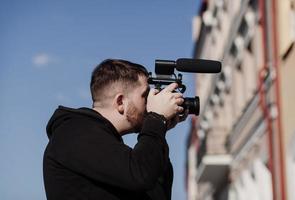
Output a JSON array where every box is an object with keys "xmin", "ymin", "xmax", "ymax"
[{"xmin": 126, "ymin": 102, "xmax": 146, "ymax": 133}]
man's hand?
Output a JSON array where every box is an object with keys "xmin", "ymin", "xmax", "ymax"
[{"xmin": 146, "ymin": 83, "xmax": 184, "ymax": 120}]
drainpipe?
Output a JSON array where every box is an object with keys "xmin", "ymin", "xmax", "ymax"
[
  {"xmin": 271, "ymin": 0, "xmax": 286, "ymax": 199},
  {"xmin": 257, "ymin": 0, "xmax": 276, "ymax": 199},
  {"xmin": 258, "ymin": 0, "xmax": 286, "ymax": 199}
]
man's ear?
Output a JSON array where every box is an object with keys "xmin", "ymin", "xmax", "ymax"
[{"xmin": 114, "ymin": 93, "xmax": 125, "ymax": 114}]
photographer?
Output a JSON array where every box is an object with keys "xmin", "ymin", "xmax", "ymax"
[{"xmin": 43, "ymin": 59, "xmax": 187, "ymax": 200}]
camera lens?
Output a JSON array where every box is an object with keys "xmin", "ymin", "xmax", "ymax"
[{"xmin": 182, "ymin": 96, "xmax": 200, "ymax": 115}]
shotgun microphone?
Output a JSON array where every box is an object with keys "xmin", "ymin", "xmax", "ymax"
[{"xmin": 175, "ymin": 58, "xmax": 221, "ymax": 73}]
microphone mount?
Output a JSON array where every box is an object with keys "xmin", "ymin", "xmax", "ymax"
[{"xmin": 148, "ymin": 72, "xmax": 186, "ymax": 93}]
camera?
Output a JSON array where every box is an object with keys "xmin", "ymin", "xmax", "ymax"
[{"xmin": 148, "ymin": 58, "xmax": 222, "ymax": 116}]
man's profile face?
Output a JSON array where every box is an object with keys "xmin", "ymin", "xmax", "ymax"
[{"xmin": 126, "ymin": 75, "xmax": 149, "ymax": 133}]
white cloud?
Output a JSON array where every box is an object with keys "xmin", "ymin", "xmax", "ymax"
[{"xmin": 32, "ymin": 53, "xmax": 50, "ymax": 67}]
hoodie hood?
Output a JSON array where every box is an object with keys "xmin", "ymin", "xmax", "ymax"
[{"xmin": 46, "ymin": 106, "xmax": 121, "ymax": 141}]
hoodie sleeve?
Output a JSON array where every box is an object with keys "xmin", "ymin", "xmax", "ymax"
[{"xmin": 45, "ymin": 113, "xmax": 170, "ymax": 191}]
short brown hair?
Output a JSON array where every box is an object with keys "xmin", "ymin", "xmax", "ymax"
[{"xmin": 90, "ymin": 59, "xmax": 148, "ymax": 102}]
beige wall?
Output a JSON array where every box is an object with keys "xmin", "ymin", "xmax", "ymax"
[
  {"xmin": 280, "ymin": 47, "xmax": 295, "ymax": 148},
  {"xmin": 278, "ymin": 0, "xmax": 295, "ymax": 57}
]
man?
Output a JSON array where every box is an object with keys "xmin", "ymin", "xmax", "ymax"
[{"xmin": 43, "ymin": 59, "xmax": 186, "ymax": 200}]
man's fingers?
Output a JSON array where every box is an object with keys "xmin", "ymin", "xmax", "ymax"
[
  {"xmin": 175, "ymin": 98, "xmax": 184, "ymax": 105},
  {"xmin": 177, "ymin": 106, "xmax": 184, "ymax": 113},
  {"xmin": 172, "ymin": 93, "xmax": 183, "ymax": 99},
  {"xmin": 148, "ymin": 88, "xmax": 159, "ymax": 97},
  {"xmin": 162, "ymin": 83, "xmax": 178, "ymax": 93}
]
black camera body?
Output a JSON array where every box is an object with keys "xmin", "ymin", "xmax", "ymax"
[{"xmin": 148, "ymin": 58, "xmax": 222, "ymax": 116}]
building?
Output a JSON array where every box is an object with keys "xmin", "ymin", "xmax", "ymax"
[{"xmin": 186, "ymin": 0, "xmax": 295, "ymax": 199}]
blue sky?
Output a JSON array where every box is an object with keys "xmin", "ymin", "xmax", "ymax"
[{"xmin": 0, "ymin": 0, "xmax": 200, "ymax": 199}]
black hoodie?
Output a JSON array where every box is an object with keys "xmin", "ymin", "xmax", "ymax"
[{"xmin": 43, "ymin": 106, "xmax": 173, "ymax": 200}]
